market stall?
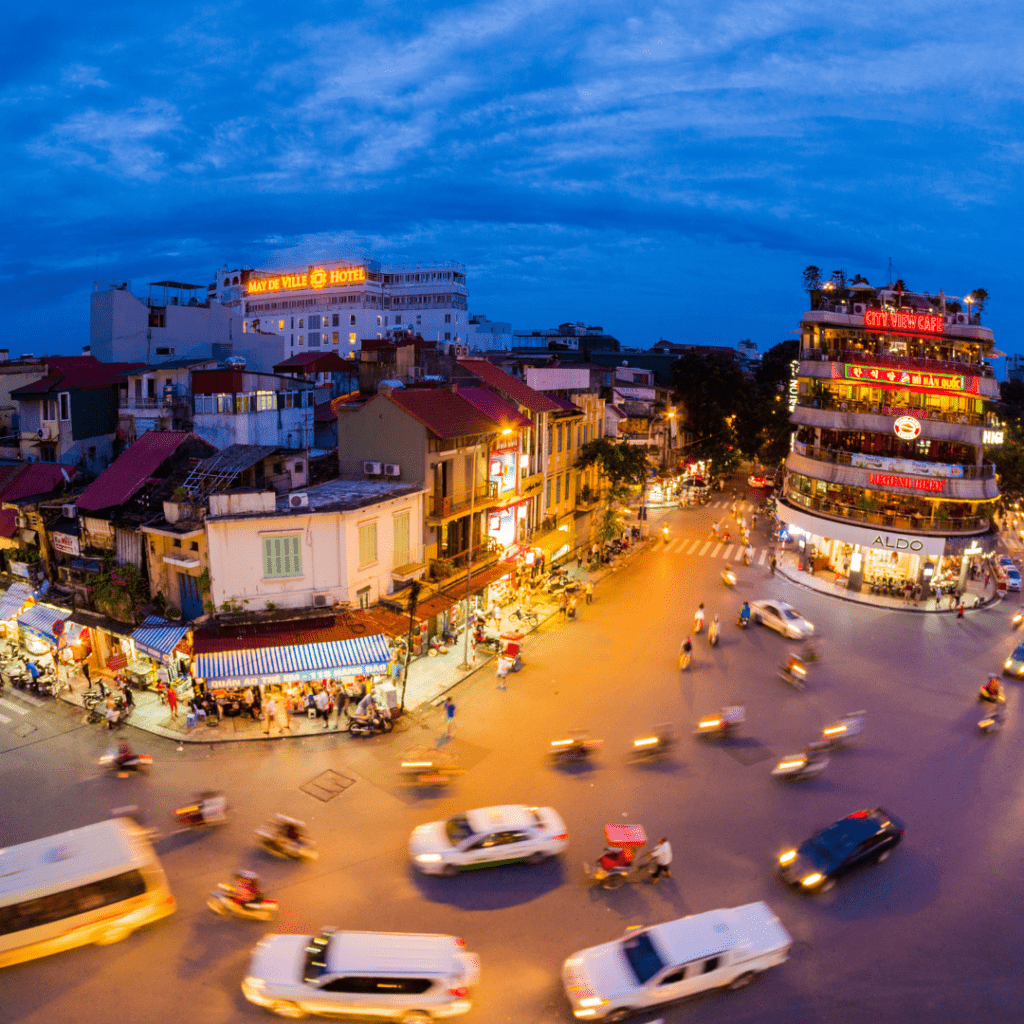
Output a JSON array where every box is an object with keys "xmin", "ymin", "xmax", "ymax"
[
  {"xmin": 0, "ymin": 583, "xmax": 36, "ymax": 640},
  {"xmin": 129, "ymin": 616, "xmax": 191, "ymax": 693}
]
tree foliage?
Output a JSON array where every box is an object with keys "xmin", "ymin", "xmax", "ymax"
[
  {"xmin": 671, "ymin": 351, "xmax": 746, "ymax": 473},
  {"xmin": 801, "ymin": 266, "xmax": 821, "ymax": 292},
  {"xmin": 574, "ymin": 438, "xmax": 649, "ymax": 494}
]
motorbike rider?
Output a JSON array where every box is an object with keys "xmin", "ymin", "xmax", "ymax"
[
  {"xmin": 739, "ymin": 600, "xmax": 751, "ymax": 626},
  {"xmin": 273, "ymin": 815, "xmax": 308, "ymax": 852},
  {"xmin": 199, "ymin": 791, "xmax": 228, "ymax": 824},
  {"xmin": 681, "ymin": 636, "xmax": 693, "ymax": 658},
  {"xmin": 709, "ymin": 614, "xmax": 720, "ymax": 644},
  {"xmin": 231, "ymin": 870, "xmax": 264, "ymax": 907},
  {"xmin": 114, "ymin": 740, "xmax": 136, "ymax": 768},
  {"xmin": 694, "ymin": 603, "xmax": 705, "ymax": 631},
  {"xmin": 981, "ymin": 675, "xmax": 1004, "ymax": 703},
  {"xmin": 783, "ymin": 654, "xmax": 804, "ymax": 678},
  {"xmin": 722, "ymin": 562, "xmax": 736, "ymax": 584},
  {"xmin": 598, "ymin": 845, "xmax": 635, "ymax": 873}
]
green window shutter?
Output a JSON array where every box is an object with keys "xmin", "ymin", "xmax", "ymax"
[{"xmin": 393, "ymin": 512, "xmax": 409, "ymax": 567}]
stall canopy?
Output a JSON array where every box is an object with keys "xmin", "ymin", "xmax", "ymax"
[
  {"xmin": 0, "ymin": 582, "xmax": 36, "ymax": 622},
  {"xmin": 195, "ymin": 634, "xmax": 392, "ymax": 688},
  {"xmin": 131, "ymin": 615, "xmax": 190, "ymax": 663},
  {"xmin": 17, "ymin": 604, "xmax": 85, "ymax": 645}
]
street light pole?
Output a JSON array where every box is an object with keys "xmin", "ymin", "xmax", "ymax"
[
  {"xmin": 399, "ymin": 578, "xmax": 421, "ymax": 713},
  {"xmin": 460, "ymin": 438, "xmax": 483, "ymax": 671}
]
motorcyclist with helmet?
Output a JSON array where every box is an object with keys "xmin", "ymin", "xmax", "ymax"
[
  {"xmin": 231, "ymin": 870, "xmax": 265, "ymax": 908},
  {"xmin": 980, "ymin": 674, "xmax": 1005, "ymax": 704},
  {"xmin": 738, "ymin": 601, "xmax": 751, "ymax": 627}
]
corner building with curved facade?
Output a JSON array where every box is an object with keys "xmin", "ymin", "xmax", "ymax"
[{"xmin": 781, "ymin": 284, "xmax": 1001, "ymax": 595}]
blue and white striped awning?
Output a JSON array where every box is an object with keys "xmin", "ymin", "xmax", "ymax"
[
  {"xmin": 17, "ymin": 604, "xmax": 85, "ymax": 645},
  {"xmin": 195, "ymin": 633, "xmax": 392, "ymax": 689},
  {"xmin": 130, "ymin": 616, "xmax": 190, "ymax": 663},
  {"xmin": 0, "ymin": 583, "xmax": 35, "ymax": 622}
]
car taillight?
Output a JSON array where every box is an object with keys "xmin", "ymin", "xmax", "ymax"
[
  {"xmin": 553, "ymin": 833, "xmax": 568, "ymax": 841},
  {"xmin": 449, "ymin": 987, "xmax": 468, "ymax": 998},
  {"xmin": 454, "ymin": 937, "xmax": 466, "ymax": 946}
]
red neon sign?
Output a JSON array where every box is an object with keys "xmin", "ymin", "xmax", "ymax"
[
  {"xmin": 863, "ymin": 309, "xmax": 944, "ymax": 336},
  {"xmin": 868, "ymin": 472, "xmax": 945, "ymax": 493}
]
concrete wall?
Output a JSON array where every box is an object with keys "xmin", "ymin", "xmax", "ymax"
[
  {"xmin": 336, "ymin": 396, "xmax": 427, "ymax": 485},
  {"xmin": 192, "ymin": 407, "xmax": 314, "ymax": 451},
  {"xmin": 525, "ymin": 367, "xmax": 591, "ymax": 391},
  {"xmin": 205, "ymin": 490, "xmax": 425, "ymax": 612}
]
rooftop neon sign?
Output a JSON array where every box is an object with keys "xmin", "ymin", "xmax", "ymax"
[
  {"xmin": 863, "ymin": 309, "xmax": 944, "ymax": 336},
  {"xmin": 247, "ymin": 266, "xmax": 366, "ymax": 294}
]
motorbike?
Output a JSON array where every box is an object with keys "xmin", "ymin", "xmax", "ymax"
[
  {"xmin": 509, "ymin": 606, "xmax": 539, "ymax": 627},
  {"xmin": 821, "ymin": 711, "xmax": 866, "ymax": 747},
  {"xmin": 737, "ymin": 613, "xmax": 751, "ymax": 630},
  {"xmin": 255, "ymin": 817, "xmax": 318, "ymax": 861},
  {"xmin": 472, "ymin": 627, "xmax": 502, "ymax": 653},
  {"xmin": 3, "ymin": 661, "xmax": 29, "ymax": 689},
  {"xmin": 694, "ymin": 706, "xmax": 744, "ymax": 740},
  {"xmin": 979, "ymin": 684, "xmax": 1006, "ymax": 705},
  {"xmin": 348, "ymin": 707, "xmax": 394, "ymax": 736},
  {"xmin": 721, "ymin": 567, "xmax": 737, "ymax": 587},
  {"xmin": 979, "ymin": 704, "xmax": 1006, "ymax": 734},
  {"xmin": 174, "ymin": 792, "xmax": 228, "ymax": 828},
  {"xmin": 549, "ymin": 731, "xmax": 602, "ymax": 764},
  {"xmin": 583, "ymin": 824, "xmax": 651, "ymax": 889},
  {"xmin": 778, "ymin": 660, "xmax": 807, "ymax": 691},
  {"xmin": 98, "ymin": 748, "xmax": 152, "ymax": 774},
  {"xmin": 629, "ymin": 726, "xmax": 674, "ymax": 761},
  {"xmin": 1013, "ymin": 611, "xmax": 1024, "ymax": 630},
  {"xmin": 207, "ymin": 883, "xmax": 278, "ymax": 921},
  {"xmin": 708, "ymin": 619, "xmax": 720, "ymax": 648},
  {"xmin": 771, "ymin": 744, "xmax": 830, "ymax": 781},
  {"xmin": 678, "ymin": 644, "xmax": 692, "ymax": 671},
  {"xmin": 662, "ymin": 527, "xmax": 670, "ymax": 545},
  {"xmin": 693, "ymin": 611, "xmax": 705, "ymax": 634},
  {"xmin": 398, "ymin": 747, "xmax": 464, "ymax": 786}
]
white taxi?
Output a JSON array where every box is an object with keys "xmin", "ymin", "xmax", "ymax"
[
  {"xmin": 749, "ymin": 599, "xmax": 815, "ymax": 639},
  {"xmin": 410, "ymin": 805, "xmax": 568, "ymax": 875}
]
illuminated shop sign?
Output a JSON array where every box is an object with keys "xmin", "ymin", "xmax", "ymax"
[
  {"xmin": 840, "ymin": 364, "xmax": 969, "ymax": 393},
  {"xmin": 870, "ymin": 533, "xmax": 925, "ymax": 552},
  {"xmin": 893, "ymin": 416, "xmax": 922, "ymax": 440},
  {"xmin": 247, "ymin": 266, "xmax": 367, "ymax": 294},
  {"xmin": 983, "ymin": 429, "xmax": 1005, "ymax": 445},
  {"xmin": 868, "ymin": 472, "xmax": 945, "ymax": 493},
  {"xmin": 863, "ymin": 310, "xmax": 944, "ymax": 336},
  {"xmin": 788, "ymin": 359, "xmax": 800, "ymax": 413}
]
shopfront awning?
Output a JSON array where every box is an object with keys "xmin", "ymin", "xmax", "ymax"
[
  {"xmin": 194, "ymin": 633, "xmax": 392, "ymax": 689},
  {"xmin": 0, "ymin": 582, "xmax": 35, "ymax": 622},
  {"xmin": 533, "ymin": 528, "xmax": 573, "ymax": 558},
  {"xmin": 131, "ymin": 615, "xmax": 190, "ymax": 663},
  {"xmin": 17, "ymin": 604, "xmax": 86, "ymax": 645}
]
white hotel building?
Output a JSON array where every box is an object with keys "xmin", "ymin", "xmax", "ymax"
[{"xmin": 211, "ymin": 260, "xmax": 469, "ymax": 361}]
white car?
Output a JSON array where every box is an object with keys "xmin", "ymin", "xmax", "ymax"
[
  {"xmin": 410, "ymin": 805, "xmax": 568, "ymax": 875},
  {"xmin": 1008, "ymin": 568, "xmax": 1021, "ymax": 592},
  {"xmin": 749, "ymin": 599, "xmax": 815, "ymax": 639},
  {"xmin": 562, "ymin": 902, "xmax": 791, "ymax": 1020},
  {"xmin": 242, "ymin": 928, "xmax": 479, "ymax": 1020}
]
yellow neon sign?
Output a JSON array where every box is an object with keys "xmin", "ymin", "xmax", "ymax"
[{"xmin": 247, "ymin": 266, "xmax": 366, "ymax": 294}]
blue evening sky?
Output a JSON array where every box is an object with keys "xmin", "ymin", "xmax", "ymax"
[{"xmin": 3, "ymin": 1, "xmax": 1021, "ymax": 356}]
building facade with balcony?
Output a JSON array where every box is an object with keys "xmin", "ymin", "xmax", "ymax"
[
  {"xmin": 118, "ymin": 358, "xmax": 220, "ymax": 443},
  {"xmin": 782, "ymin": 284, "xmax": 1001, "ymax": 595}
]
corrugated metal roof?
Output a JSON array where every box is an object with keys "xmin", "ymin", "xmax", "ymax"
[
  {"xmin": 192, "ymin": 612, "xmax": 382, "ymax": 654},
  {"xmin": 0, "ymin": 582, "xmax": 35, "ymax": 620},
  {"xmin": 77, "ymin": 431, "xmax": 214, "ymax": 511},
  {"xmin": 457, "ymin": 359, "xmax": 560, "ymax": 413},
  {"xmin": 195, "ymin": 634, "xmax": 392, "ymax": 687},
  {"xmin": 130, "ymin": 615, "xmax": 190, "ymax": 662},
  {"xmin": 384, "ymin": 389, "xmax": 501, "ymax": 439},
  {"xmin": 0, "ymin": 463, "xmax": 76, "ymax": 503},
  {"xmin": 457, "ymin": 387, "xmax": 532, "ymax": 429},
  {"xmin": 193, "ymin": 444, "xmax": 279, "ymax": 479},
  {"xmin": 17, "ymin": 603, "xmax": 85, "ymax": 644}
]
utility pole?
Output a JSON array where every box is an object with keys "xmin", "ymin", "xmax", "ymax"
[{"xmin": 399, "ymin": 578, "xmax": 422, "ymax": 713}]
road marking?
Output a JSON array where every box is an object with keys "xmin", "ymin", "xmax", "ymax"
[
  {"xmin": 9, "ymin": 689, "xmax": 43, "ymax": 707},
  {"xmin": 0, "ymin": 698, "xmax": 29, "ymax": 715},
  {"xmin": 759, "ymin": 549, "xmax": 767, "ymax": 565},
  {"xmin": 667, "ymin": 539, "xmax": 682, "ymax": 553},
  {"xmin": 0, "ymin": 712, "xmax": 10, "ymax": 725},
  {"xmin": 699, "ymin": 541, "xmax": 712, "ymax": 556},
  {"xmin": 711, "ymin": 543, "xmax": 723, "ymax": 558},
  {"xmin": 686, "ymin": 539, "xmax": 700, "ymax": 555}
]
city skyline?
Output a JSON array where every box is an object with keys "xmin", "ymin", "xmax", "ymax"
[{"xmin": 3, "ymin": 1, "xmax": 1020, "ymax": 355}]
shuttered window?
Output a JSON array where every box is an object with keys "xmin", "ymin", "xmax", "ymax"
[
  {"xmin": 393, "ymin": 512, "xmax": 410, "ymax": 567},
  {"xmin": 262, "ymin": 534, "xmax": 302, "ymax": 578},
  {"xmin": 358, "ymin": 522, "xmax": 378, "ymax": 566}
]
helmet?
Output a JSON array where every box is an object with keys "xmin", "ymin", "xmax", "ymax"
[{"xmin": 236, "ymin": 869, "xmax": 258, "ymax": 881}]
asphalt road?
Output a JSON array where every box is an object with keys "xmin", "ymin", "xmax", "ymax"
[{"xmin": 2, "ymin": 497, "xmax": 1022, "ymax": 1024}]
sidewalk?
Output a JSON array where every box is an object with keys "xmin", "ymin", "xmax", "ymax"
[
  {"xmin": 774, "ymin": 548, "xmax": 1001, "ymax": 613},
  {"xmin": 58, "ymin": 539, "xmax": 653, "ymax": 743}
]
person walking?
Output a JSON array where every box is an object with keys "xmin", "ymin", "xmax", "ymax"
[
  {"xmin": 263, "ymin": 695, "xmax": 276, "ymax": 735},
  {"xmin": 648, "ymin": 837, "xmax": 672, "ymax": 882},
  {"xmin": 567, "ymin": 595, "xmax": 578, "ymax": 621},
  {"xmin": 577, "ymin": 551, "xmax": 583, "ymax": 570},
  {"xmin": 585, "ymin": 581, "xmax": 593, "ymax": 605},
  {"xmin": 166, "ymin": 684, "xmax": 178, "ymax": 718},
  {"xmin": 984, "ymin": 571, "xmax": 991, "ymax": 590},
  {"xmin": 315, "ymin": 686, "xmax": 330, "ymax": 728},
  {"xmin": 443, "ymin": 696, "xmax": 456, "ymax": 736},
  {"xmin": 913, "ymin": 583, "xmax": 921, "ymax": 606},
  {"xmin": 957, "ymin": 599, "xmax": 966, "ymax": 619},
  {"xmin": 558, "ymin": 591, "xmax": 568, "ymax": 620},
  {"xmin": 769, "ymin": 554, "xmax": 777, "ymax": 577}
]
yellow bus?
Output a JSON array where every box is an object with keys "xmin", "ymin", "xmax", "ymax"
[{"xmin": 0, "ymin": 816, "xmax": 175, "ymax": 968}]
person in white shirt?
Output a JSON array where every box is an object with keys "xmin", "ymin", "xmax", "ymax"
[
  {"xmin": 649, "ymin": 837, "xmax": 672, "ymax": 882},
  {"xmin": 314, "ymin": 688, "xmax": 330, "ymax": 729}
]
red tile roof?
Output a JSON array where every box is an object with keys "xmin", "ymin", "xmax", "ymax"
[
  {"xmin": 273, "ymin": 352, "xmax": 350, "ymax": 373},
  {"xmin": 0, "ymin": 509, "xmax": 17, "ymax": 538},
  {"xmin": 192, "ymin": 612, "xmax": 383, "ymax": 654},
  {"xmin": 384, "ymin": 388, "xmax": 501, "ymax": 439},
  {"xmin": 77, "ymin": 431, "xmax": 214, "ymax": 511},
  {"xmin": 0, "ymin": 463, "xmax": 76, "ymax": 503},
  {"xmin": 457, "ymin": 358, "xmax": 560, "ymax": 413},
  {"xmin": 11, "ymin": 356, "xmax": 146, "ymax": 396},
  {"xmin": 457, "ymin": 387, "xmax": 532, "ymax": 430}
]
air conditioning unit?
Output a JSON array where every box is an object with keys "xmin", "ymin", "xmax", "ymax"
[
  {"xmin": 956, "ymin": 313, "xmax": 968, "ymax": 324},
  {"xmin": 853, "ymin": 303, "xmax": 866, "ymax": 315},
  {"xmin": 16, "ymin": 516, "xmax": 27, "ymax": 529},
  {"xmin": 288, "ymin": 493, "xmax": 309, "ymax": 508},
  {"xmin": 383, "ymin": 463, "xmax": 401, "ymax": 477},
  {"xmin": 312, "ymin": 593, "xmax": 329, "ymax": 608},
  {"xmin": 61, "ymin": 504, "xmax": 77, "ymax": 519},
  {"xmin": 36, "ymin": 425, "xmax": 53, "ymax": 440},
  {"xmin": 364, "ymin": 461, "xmax": 383, "ymax": 475}
]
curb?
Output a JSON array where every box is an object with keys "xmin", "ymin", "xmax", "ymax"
[{"xmin": 775, "ymin": 565, "xmax": 1003, "ymax": 614}]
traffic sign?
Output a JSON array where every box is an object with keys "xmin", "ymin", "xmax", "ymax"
[{"xmin": 52, "ymin": 619, "xmax": 64, "ymax": 636}]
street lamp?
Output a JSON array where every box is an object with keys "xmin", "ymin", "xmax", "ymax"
[{"xmin": 460, "ymin": 427, "xmax": 512, "ymax": 670}]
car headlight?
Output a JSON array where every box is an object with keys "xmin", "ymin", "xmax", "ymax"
[
  {"xmin": 1006, "ymin": 661, "xmax": 1013, "ymax": 670},
  {"xmin": 579, "ymin": 997, "xmax": 606, "ymax": 1008},
  {"xmin": 800, "ymin": 873, "xmax": 823, "ymax": 887},
  {"xmin": 779, "ymin": 850, "xmax": 797, "ymax": 865},
  {"xmin": 416, "ymin": 853, "xmax": 443, "ymax": 863},
  {"xmin": 242, "ymin": 977, "xmax": 269, "ymax": 1004}
]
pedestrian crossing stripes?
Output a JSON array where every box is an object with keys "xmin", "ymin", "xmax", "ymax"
[
  {"xmin": 699, "ymin": 541, "xmax": 712, "ymax": 556},
  {"xmin": 11, "ymin": 689, "xmax": 43, "ymax": 707},
  {"xmin": 0, "ymin": 697, "xmax": 30, "ymax": 716},
  {"xmin": 0, "ymin": 712, "xmax": 10, "ymax": 725},
  {"xmin": 723, "ymin": 545, "xmax": 734, "ymax": 560},
  {"xmin": 758, "ymin": 549, "xmax": 767, "ymax": 565},
  {"xmin": 658, "ymin": 538, "xmax": 775, "ymax": 565}
]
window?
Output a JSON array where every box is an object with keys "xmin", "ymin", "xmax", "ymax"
[
  {"xmin": 377, "ymin": 316, "xmax": 382, "ymax": 326},
  {"xmin": 59, "ymin": 392, "xmax": 71, "ymax": 420},
  {"xmin": 445, "ymin": 314, "xmax": 451, "ymax": 323},
  {"xmin": 547, "ymin": 426, "xmax": 553, "ymax": 455},
  {"xmin": 546, "ymin": 479, "xmax": 552, "ymax": 506},
  {"xmin": 555, "ymin": 476, "xmax": 561, "ymax": 504},
  {"xmin": 358, "ymin": 521, "xmax": 378, "ymax": 566},
  {"xmin": 322, "ymin": 976, "xmax": 432, "ymax": 995},
  {"xmin": 172, "ymin": 538, "xmax": 182, "ymax": 548},
  {"xmin": 332, "ymin": 314, "xmax": 340, "ymax": 327},
  {"xmin": 279, "ymin": 319, "xmax": 285, "ymax": 329},
  {"xmin": 349, "ymin": 314, "xmax": 356, "ymax": 325},
  {"xmin": 356, "ymin": 586, "xmax": 371, "ymax": 610},
  {"xmin": 557, "ymin": 425, "xmax": 563, "ymax": 452},
  {"xmin": 349, "ymin": 333, "xmax": 356, "ymax": 345},
  {"xmin": 294, "ymin": 461, "xmax": 304, "ymax": 473},
  {"xmin": 43, "ymin": 399, "xmax": 57, "ymax": 422},
  {"xmin": 395, "ymin": 316, "xmax": 401, "ymax": 324},
  {"xmin": 659, "ymin": 968, "xmax": 687, "ymax": 986},
  {"xmin": 262, "ymin": 535, "xmax": 302, "ymax": 578},
  {"xmin": 332, "ymin": 332, "xmax": 339, "ymax": 346},
  {"xmin": 298, "ymin": 318, "xmax": 304, "ymax": 328},
  {"xmin": 308, "ymin": 314, "xmax": 321, "ymax": 329},
  {"xmin": 190, "ymin": 541, "xmax": 199, "ymax": 551},
  {"xmin": 393, "ymin": 511, "xmax": 410, "ymax": 567},
  {"xmin": 444, "ymin": 332, "xmax": 451, "ymax": 341}
]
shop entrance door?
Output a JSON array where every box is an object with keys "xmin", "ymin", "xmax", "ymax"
[{"xmin": 178, "ymin": 572, "xmax": 203, "ymax": 620}]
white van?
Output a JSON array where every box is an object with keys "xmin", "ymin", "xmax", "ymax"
[
  {"xmin": 0, "ymin": 817, "xmax": 175, "ymax": 968},
  {"xmin": 562, "ymin": 901, "xmax": 791, "ymax": 1020},
  {"xmin": 242, "ymin": 928, "xmax": 480, "ymax": 1020}
]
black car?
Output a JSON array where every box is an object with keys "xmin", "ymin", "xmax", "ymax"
[{"xmin": 778, "ymin": 807, "xmax": 905, "ymax": 893}]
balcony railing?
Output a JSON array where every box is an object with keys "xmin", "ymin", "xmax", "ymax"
[
  {"xmin": 795, "ymin": 396, "xmax": 988, "ymax": 428},
  {"xmin": 120, "ymin": 393, "xmax": 191, "ymax": 411},
  {"xmin": 427, "ymin": 481, "xmax": 500, "ymax": 519},
  {"xmin": 800, "ymin": 348, "xmax": 994, "ymax": 378},
  {"xmin": 791, "ymin": 440, "xmax": 995, "ymax": 480},
  {"xmin": 782, "ymin": 491, "xmax": 991, "ymax": 536}
]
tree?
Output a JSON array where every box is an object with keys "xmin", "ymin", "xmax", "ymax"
[
  {"xmin": 969, "ymin": 288, "xmax": 989, "ymax": 315},
  {"xmin": 829, "ymin": 268, "xmax": 847, "ymax": 291},
  {"xmin": 671, "ymin": 351, "xmax": 746, "ymax": 473},
  {"xmin": 991, "ymin": 442, "xmax": 1024, "ymax": 513},
  {"xmin": 574, "ymin": 437, "xmax": 649, "ymax": 494},
  {"xmin": 801, "ymin": 266, "xmax": 821, "ymax": 293}
]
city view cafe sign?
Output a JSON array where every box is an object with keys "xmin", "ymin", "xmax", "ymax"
[
  {"xmin": 781, "ymin": 502, "xmax": 947, "ymax": 558},
  {"xmin": 247, "ymin": 266, "xmax": 367, "ymax": 295},
  {"xmin": 863, "ymin": 309, "xmax": 945, "ymax": 336}
]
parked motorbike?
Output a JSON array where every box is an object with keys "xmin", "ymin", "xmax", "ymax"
[
  {"xmin": 771, "ymin": 744, "xmax": 830, "ymax": 782},
  {"xmin": 694, "ymin": 706, "xmax": 744, "ymax": 740},
  {"xmin": 979, "ymin": 704, "xmax": 1006, "ymax": 734},
  {"xmin": 472, "ymin": 627, "xmax": 502, "ymax": 653},
  {"xmin": 549, "ymin": 731, "xmax": 602, "ymax": 764},
  {"xmin": 629, "ymin": 725, "xmax": 674, "ymax": 761},
  {"xmin": 509, "ymin": 606, "xmax": 539, "ymax": 627},
  {"xmin": 3, "ymin": 661, "xmax": 29, "ymax": 689},
  {"xmin": 255, "ymin": 816, "xmax": 318, "ymax": 861},
  {"xmin": 347, "ymin": 707, "xmax": 394, "ymax": 736},
  {"xmin": 821, "ymin": 711, "xmax": 866, "ymax": 747},
  {"xmin": 207, "ymin": 883, "xmax": 278, "ymax": 921}
]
